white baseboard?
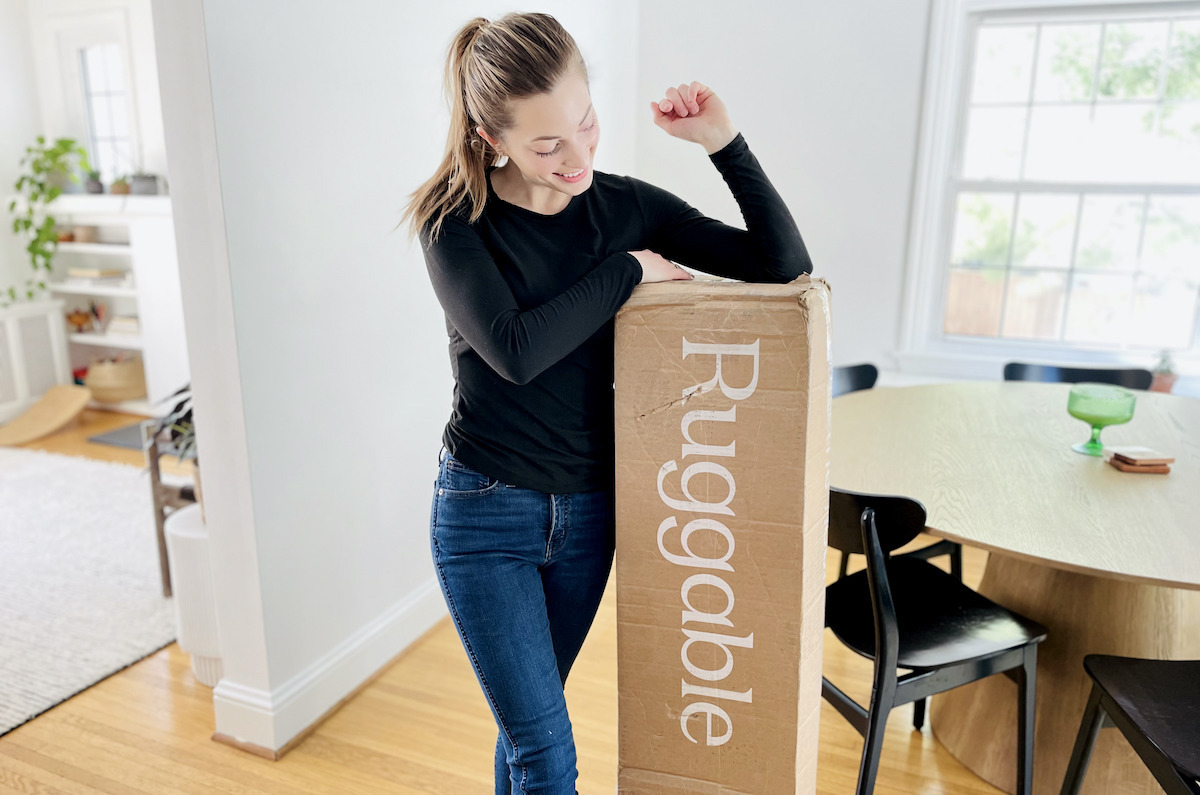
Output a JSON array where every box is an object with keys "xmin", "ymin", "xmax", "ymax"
[{"xmin": 212, "ymin": 578, "xmax": 447, "ymax": 751}]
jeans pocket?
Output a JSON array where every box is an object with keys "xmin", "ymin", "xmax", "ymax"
[{"xmin": 440, "ymin": 453, "xmax": 504, "ymax": 496}]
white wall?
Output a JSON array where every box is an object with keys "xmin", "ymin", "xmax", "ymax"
[
  {"xmin": 156, "ymin": 0, "xmax": 640, "ymax": 751},
  {"xmin": 0, "ymin": 0, "xmax": 42, "ymax": 301},
  {"xmin": 635, "ymin": 0, "xmax": 932, "ymax": 369}
]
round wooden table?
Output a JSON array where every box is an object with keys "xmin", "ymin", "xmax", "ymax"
[{"xmin": 831, "ymin": 381, "xmax": 1200, "ymax": 795}]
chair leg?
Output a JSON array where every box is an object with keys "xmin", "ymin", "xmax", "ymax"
[
  {"xmin": 950, "ymin": 543, "xmax": 963, "ymax": 582},
  {"xmin": 857, "ymin": 679, "xmax": 896, "ymax": 795},
  {"xmin": 838, "ymin": 550, "xmax": 850, "ymax": 580},
  {"xmin": 1017, "ymin": 646, "xmax": 1037, "ymax": 795},
  {"xmin": 1059, "ymin": 683, "xmax": 1105, "ymax": 795},
  {"xmin": 912, "ymin": 697, "xmax": 926, "ymax": 730}
]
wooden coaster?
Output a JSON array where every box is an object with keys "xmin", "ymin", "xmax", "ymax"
[
  {"xmin": 1106, "ymin": 445, "xmax": 1175, "ymax": 466},
  {"xmin": 1108, "ymin": 458, "xmax": 1170, "ymax": 475}
]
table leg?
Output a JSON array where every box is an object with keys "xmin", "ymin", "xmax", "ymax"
[{"xmin": 930, "ymin": 554, "xmax": 1200, "ymax": 795}]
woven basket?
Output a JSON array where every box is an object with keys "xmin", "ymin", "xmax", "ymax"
[{"xmin": 85, "ymin": 356, "xmax": 147, "ymax": 402}]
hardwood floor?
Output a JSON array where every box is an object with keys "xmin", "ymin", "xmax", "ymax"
[{"xmin": 1, "ymin": 410, "xmax": 1004, "ymax": 794}]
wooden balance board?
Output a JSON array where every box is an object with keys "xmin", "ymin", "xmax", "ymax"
[{"xmin": 0, "ymin": 384, "xmax": 92, "ymax": 446}]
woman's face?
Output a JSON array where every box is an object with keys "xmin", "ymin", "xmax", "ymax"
[{"xmin": 491, "ymin": 69, "xmax": 599, "ymax": 198}]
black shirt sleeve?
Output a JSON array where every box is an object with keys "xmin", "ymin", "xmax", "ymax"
[
  {"xmin": 422, "ymin": 214, "xmax": 643, "ymax": 385},
  {"xmin": 631, "ymin": 133, "xmax": 813, "ymax": 283}
]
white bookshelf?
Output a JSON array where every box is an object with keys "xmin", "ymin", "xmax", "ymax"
[
  {"xmin": 88, "ymin": 396, "xmax": 154, "ymax": 415},
  {"xmin": 11, "ymin": 193, "xmax": 189, "ymax": 415},
  {"xmin": 48, "ymin": 281, "xmax": 138, "ymax": 298},
  {"xmin": 55, "ymin": 241, "xmax": 133, "ymax": 256},
  {"xmin": 69, "ymin": 331, "xmax": 144, "ymax": 349}
]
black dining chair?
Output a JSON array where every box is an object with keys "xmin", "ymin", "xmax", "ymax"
[
  {"xmin": 823, "ymin": 487, "xmax": 1048, "ymax": 795},
  {"xmin": 833, "ymin": 363, "xmax": 879, "ymax": 398},
  {"xmin": 1003, "ymin": 362, "xmax": 1153, "ymax": 390},
  {"xmin": 1060, "ymin": 655, "xmax": 1200, "ymax": 795}
]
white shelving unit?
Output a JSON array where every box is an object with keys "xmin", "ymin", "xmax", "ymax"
[
  {"xmin": 68, "ymin": 331, "xmax": 145, "ymax": 349},
  {"xmin": 48, "ymin": 282, "xmax": 138, "ymax": 298},
  {"xmin": 14, "ymin": 194, "xmax": 190, "ymax": 417},
  {"xmin": 54, "ymin": 242, "xmax": 133, "ymax": 256}
]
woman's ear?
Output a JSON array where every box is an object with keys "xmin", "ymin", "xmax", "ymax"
[{"xmin": 476, "ymin": 126, "xmax": 504, "ymax": 156}]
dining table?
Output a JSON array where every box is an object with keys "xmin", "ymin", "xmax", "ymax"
[{"xmin": 831, "ymin": 380, "xmax": 1200, "ymax": 795}]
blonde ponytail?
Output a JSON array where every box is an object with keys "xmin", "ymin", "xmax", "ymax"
[{"xmin": 401, "ymin": 13, "xmax": 586, "ymax": 243}]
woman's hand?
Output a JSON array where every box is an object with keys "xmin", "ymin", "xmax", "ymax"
[
  {"xmin": 630, "ymin": 249, "xmax": 694, "ymax": 284},
  {"xmin": 650, "ymin": 82, "xmax": 739, "ymax": 155}
]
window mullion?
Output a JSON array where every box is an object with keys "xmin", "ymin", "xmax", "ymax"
[
  {"xmin": 1058, "ymin": 193, "xmax": 1087, "ymax": 342},
  {"xmin": 1091, "ymin": 22, "xmax": 1106, "ymax": 119}
]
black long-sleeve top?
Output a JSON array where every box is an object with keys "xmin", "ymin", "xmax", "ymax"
[{"xmin": 421, "ymin": 133, "xmax": 812, "ymax": 494}]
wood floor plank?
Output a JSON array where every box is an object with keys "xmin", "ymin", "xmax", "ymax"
[{"xmin": 1, "ymin": 410, "xmax": 1005, "ymax": 793}]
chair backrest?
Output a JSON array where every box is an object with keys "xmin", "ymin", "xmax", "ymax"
[
  {"xmin": 1002, "ymin": 362, "xmax": 1153, "ymax": 390},
  {"xmin": 833, "ymin": 363, "xmax": 879, "ymax": 398},
  {"xmin": 829, "ymin": 487, "xmax": 927, "ymax": 556}
]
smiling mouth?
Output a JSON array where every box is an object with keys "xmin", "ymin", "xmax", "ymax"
[{"xmin": 555, "ymin": 167, "xmax": 588, "ymax": 183}]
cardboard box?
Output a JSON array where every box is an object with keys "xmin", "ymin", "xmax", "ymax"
[{"xmin": 614, "ymin": 277, "xmax": 831, "ymax": 794}]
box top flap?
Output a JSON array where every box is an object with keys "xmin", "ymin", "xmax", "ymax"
[{"xmin": 619, "ymin": 275, "xmax": 828, "ymax": 312}]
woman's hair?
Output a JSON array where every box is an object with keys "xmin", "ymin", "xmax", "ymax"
[{"xmin": 401, "ymin": 13, "xmax": 587, "ymax": 242}]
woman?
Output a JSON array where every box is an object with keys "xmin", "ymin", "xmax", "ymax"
[{"xmin": 403, "ymin": 12, "xmax": 812, "ymax": 795}]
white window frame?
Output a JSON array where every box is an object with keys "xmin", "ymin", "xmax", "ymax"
[
  {"xmin": 28, "ymin": 6, "xmax": 143, "ymax": 179},
  {"xmin": 898, "ymin": 0, "xmax": 1200, "ymax": 380}
]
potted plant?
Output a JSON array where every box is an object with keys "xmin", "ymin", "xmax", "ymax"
[
  {"xmin": 85, "ymin": 169, "xmax": 104, "ymax": 194},
  {"xmin": 4, "ymin": 136, "xmax": 91, "ymax": 308},
  {"xmin": 147, "ymin": 382, "xmax": 203, "ymax": 521},
  {"xmin": 130, "ymin": 171, "xmax": 159, "ymax": 195},
  {"xmin": 110, "ymin": 175, "xmax": 131, "ymax": 195},
  {"xmin": 1150, "ymin": 351, "xmax": 1178, "ymax": 394}
]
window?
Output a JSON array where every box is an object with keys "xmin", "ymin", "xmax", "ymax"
[
  {"xmin": 902, "ymin": 1, "xmax": 1200, "ymax": 374},
  {"xmin": 79, "ymin": 43, "xmax": 135, "ymax": 184}
]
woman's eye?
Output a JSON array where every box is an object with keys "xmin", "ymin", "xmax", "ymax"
[{"xmin": 536, "ymin": 144, "xmax": 562, "ymax": 158}]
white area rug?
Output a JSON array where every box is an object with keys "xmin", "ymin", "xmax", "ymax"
[{"xmin": 0, "ymin": 447, "xmax": 187, "ymax": 736}]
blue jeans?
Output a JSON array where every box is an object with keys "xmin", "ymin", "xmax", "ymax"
[{"xmin": 429, "ymin": 448, "xmax": 615, "ymax": 795}]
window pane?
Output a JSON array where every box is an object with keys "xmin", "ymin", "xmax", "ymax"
[
  {"xmin": 1075, "ymin": 195, "xmax": 1143, "ymax": 271},
  {"xmin": 1024, "ymin": 104, "xmax": 1198, "ymax": 183},
  {"xmin": 1142, "ymin": 196, "xmax": 1200, "ymax": 278},
  {"xmin": 951, "ymin": 193, "xmax": 1014, "ymax": 266},
  {"xmin": 1166, "ymin": 20, "xmax": 1200, "ymax": 100},
  {"xmin": 972, "ymin": 25, "xmax": 1037, "ymax": 103},
  {"xmin": 1098, "ymin": 21, "xmax": 1168, "ymax": 100},
  {"xmin": 104, "ymin": 44, "xmax": 125, "ymax": 97},
  {"xmin": 1092, "ymin": 104, "xmax": 1185, "ymax": 183},
  {"xmin": 1013, "ymin": 193, "xmax": 1077, "ymax": 268},
  {"xmin": 1034, "ymin": 24, "xmax": 1102, "ymax": 102},
  {"xmin": 82, "ymin": 45, "xmax": 110, "ymax": 93},
  {"xmin": 1159, "ymin": 100, "xmax": 1200, "ymax": 154},
  {"xmin": 107, "ymin": 95, "xmax": 130, "ymax": 138},
  {"xmin": 1064, "ymin": 272, "xmax": 1134, "ymax": 344},
  {"xmin": 91, "ymin": 98, "xmax": 114, "ymax": 138},
  {"xmin": 1002, "ymin": 270, "xmax": 1067, "ymax": 339},
  {"xmin": 100, "ymin": 144, "xmax": 118, "ymax": 185},
  {"xmin": 113, "ymin": 141, "xmax": 134, "ymax": 175},
  {"xmin": 1131, "ymin": 274, "xmax": 1199, "ymax": 348},
  {"xmin": 1023, "ymin": 106, "xmax": 1090, "ymax": 181},
  {"xmin": 945, "ymin": 268, "xmax": 1005, "ymax": 336},
  {"xmin": 961, "ymin": 107, "xmax": 1027, "ymax": 180}
]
